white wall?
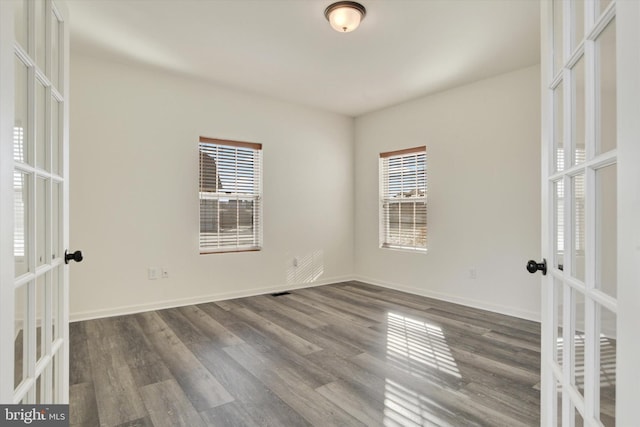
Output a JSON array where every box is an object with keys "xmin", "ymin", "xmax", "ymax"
[
  {"xmin": 69, "ymin": 54, "xmax": 354, "ymax": 320},
  {"xmin": 70, "ymin": 54, "xmax": 542, "ymax": 322},
  {"xmin": 354, "ymin": 65, "xmax": 542, "ymax": 320}
]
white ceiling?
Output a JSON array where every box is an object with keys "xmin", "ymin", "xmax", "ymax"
[{"xmin": 65, "ymin": 0, "xmax": 540, "ymax": 117}]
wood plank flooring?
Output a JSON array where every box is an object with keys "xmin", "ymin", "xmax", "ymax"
[{"xmin": 69, "ymin": 281, "xmax": 542, "ymax": 427}]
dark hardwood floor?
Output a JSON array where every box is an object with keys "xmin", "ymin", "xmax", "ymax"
[{"xmin": 69, "ymin": 281, "xmax": 541, "ymax": 427}]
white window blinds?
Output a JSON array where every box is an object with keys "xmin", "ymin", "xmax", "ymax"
[
  {"xmin": 199, "ymin": 137, "xmax": 262, "ymax": 253},
  {"xmin": 380, "ymin": 146, "xmax": 427, "ymax": 251}
]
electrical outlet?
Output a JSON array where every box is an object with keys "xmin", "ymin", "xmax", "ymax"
[
  {"xmin": 293, "ymin": 257, "xmax": 299, "ymax": 267},
  {"xmin": 148, "ymin": 267, "xmax": 159, "ymax": 280},
  {"xmin": 469, "ymin": 268, "xmax": 477, "ymax": 279},
  {"xmin": 161, "ymin": 268, "xmax": 169, "ymax": 279}
]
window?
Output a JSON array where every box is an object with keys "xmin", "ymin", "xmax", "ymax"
[
  {"xmin": 380, "ymin": 146, "xmax": 427, "ymax": 251},
  {"xmin": 199, "ymin": 137, "xmax": 262, "ymax": 253}
]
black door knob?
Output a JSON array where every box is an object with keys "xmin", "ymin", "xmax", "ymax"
[
  {"xmin": 526, "ymin": 259, "xmax": 547, "ymax": 275},
  {"xmin": 65, "ymin": 250, "xmax": 83, "ymax": 264}
]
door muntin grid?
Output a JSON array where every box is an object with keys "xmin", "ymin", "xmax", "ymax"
[
  {"xmin": 12, "ymin": 0, "xmax": 66, "ymax": 405},
  {"xmin": 546, "ymin": 1, "xmax": 618, "ymax": 426}
]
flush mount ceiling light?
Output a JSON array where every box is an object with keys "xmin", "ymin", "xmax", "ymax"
[{"xmin": 324, "ymin": 1, "xmax": 366, "ymax": 33}]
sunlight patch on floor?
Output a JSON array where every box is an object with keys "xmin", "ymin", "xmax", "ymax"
[
  {"xmin": 386, "ymin": 312, "xmax": 460, "ymax": 379},
  {"xmin": 383, "ymin": 313, "xmax": 461, "ymax": 426},
  {"xmin": 383, "ymin": 379, "xmax": 456, "ymax": 427}
]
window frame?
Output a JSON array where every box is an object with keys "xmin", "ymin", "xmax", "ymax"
[
  {"xmin": 379, "ymin": 146, "xmax": 427, "ymax": 252},
  {"xmin": 198, "ymin": 136, "xmax": 263, "ymax": 254}
]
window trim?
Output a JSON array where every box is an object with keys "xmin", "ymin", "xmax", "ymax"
[
  {"xmin": 198, "ymin": 136, "xmax": 263, "ymax": 254},
  {"xmin": 199, "ymin": 136, "xmax": 262, "ymax": 151},
  {"xmin": 379, "ymin": 146, "xmax": 426, "ymax": 158}
]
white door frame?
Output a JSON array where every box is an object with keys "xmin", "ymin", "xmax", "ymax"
[
  {"xmin": 614, "ymin": 0, "xmax": 640, "ymax": 425},
  {"xmin": 0, "ymin": 0, "xmax": 18, "ymax": 404}
]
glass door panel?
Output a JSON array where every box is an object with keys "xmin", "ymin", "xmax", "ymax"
[
  {"xmin": 52, "ymin": 182, "xmax": 61, "ymax": 260},
  {"xmin": 596, "ymin": 19, "xmax": 617, "ymax": 155},
  {"xmin": 52, "ymin": 354, "xmax": 58, "ymax": 402},
  {"xmin": 598, "ymin": 304, "xmax": 616, "ymax": 426},
  {"xmin": 35, "ymin": 0, "xmax": 46, "ymax": 71},
  {"xmin": 51, "ymin": 267, "xmax": 60, "ymax": 340},
  {"xmin": 14, "ymin": 0, "xmax": 29, "ymax": 49},
  {"xmin": 556, "ymin": 380, "xmax": 563, "ymax": 426},
  {"xmin": 595, "ymin": 164, "xmax": 616, "ymax": 298},
  {"xmin": 554, "ymin": 83, "xmax": 565, "ymax": 172},
  {"xmin": 51, "ymin": 13, "xmax": 61, "ymax": 89},
  {"xmin": 554, "ymin": 180, "xmax": 565, "ymax": 270},
  {"xmin": 35, "ymin": 376, "xmax": 42, "ymax": 404},
  {"xmin": 52, "ymin": 97, "xmax": 61, "ymax": 175},
  {"xmin": 571, "ymin": 58, "xmax": 585, "ymax": 165},
  {"xmin": 571, "ymin": 174, "xmax": 585, "ymax": 282},
  {"xmin": 36, "ymin": 275, "xmax": 46, "ymax": 362},
  {"xmin": 555, "ymin": 279, "xmax": 564, "ymax": 366},
  {"xmin": 553, "ymin": 0, "xmax": 564, "ymax": 75},
  {"xmin": 14, "ymin": 56, "xmax": 29, "ymax": 164},
  {"xmin": 571, "ymin": 289, "xmax": 585, "ymax": 396},
  {"xmin": 599, "ymin": 0, "xmax": 612, "ymax": 15},
  {"xmin": 35, "ymin": 80, "xmax": 47, "ymax": 170},
  {"xmin": 14, "ymin": 283, "xmax": 27, "ymax": 390},
  {"xmin": 14, "ymin": 171, "xmax": 30, "ymax": 277},
  {"xmin": 572, "ymin": 0, "xmax": 584, "ymax": 50},
  {"xmin": 36, "ymin": 177, "xmax": 48, "ymax": 267},
  {"xmin": 574, "ymin": 407, "xmax": 584, "ymax": 426}
]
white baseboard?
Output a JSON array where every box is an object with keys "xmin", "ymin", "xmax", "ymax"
[
  {"xmin": 352, "ymin": 275, "xmax": 541, "ymax": 323},
  {"xmin": 70, "ymin": 274, "xmax": 541, "ymax": 323},
  {"xmin": 69, "ymin": 275, "xmax": 354, "ymax": 322}
]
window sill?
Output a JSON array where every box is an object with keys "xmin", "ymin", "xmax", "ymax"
[
  {"xmin": 200, "ymin": 247, "xmax": 262, "ymax": 255},
  {"xmin": 380, "ymin": 245, "xmax": 427, "ymax": 254}
]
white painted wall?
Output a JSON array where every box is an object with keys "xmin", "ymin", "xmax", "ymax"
[
  {"xmin": 354, "ymin": 65, "xmax": 542, "ymax": 320},
  {"xmin": 69, "ymin": 54, "xmax": 354, "ymax": 320}
]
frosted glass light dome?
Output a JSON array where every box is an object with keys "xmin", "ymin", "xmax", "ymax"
[{"xmin": 324, "ymin": 2, "xmax": 366, "ymax": 33}]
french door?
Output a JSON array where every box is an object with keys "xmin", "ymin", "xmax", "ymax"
[
  {"xmin": 0, "ymin": 0, "xmax": 70, "ymax": 404},
  {"xmin": 540, "ymin": 0, "xmax": 639, "ymax": 425}
]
